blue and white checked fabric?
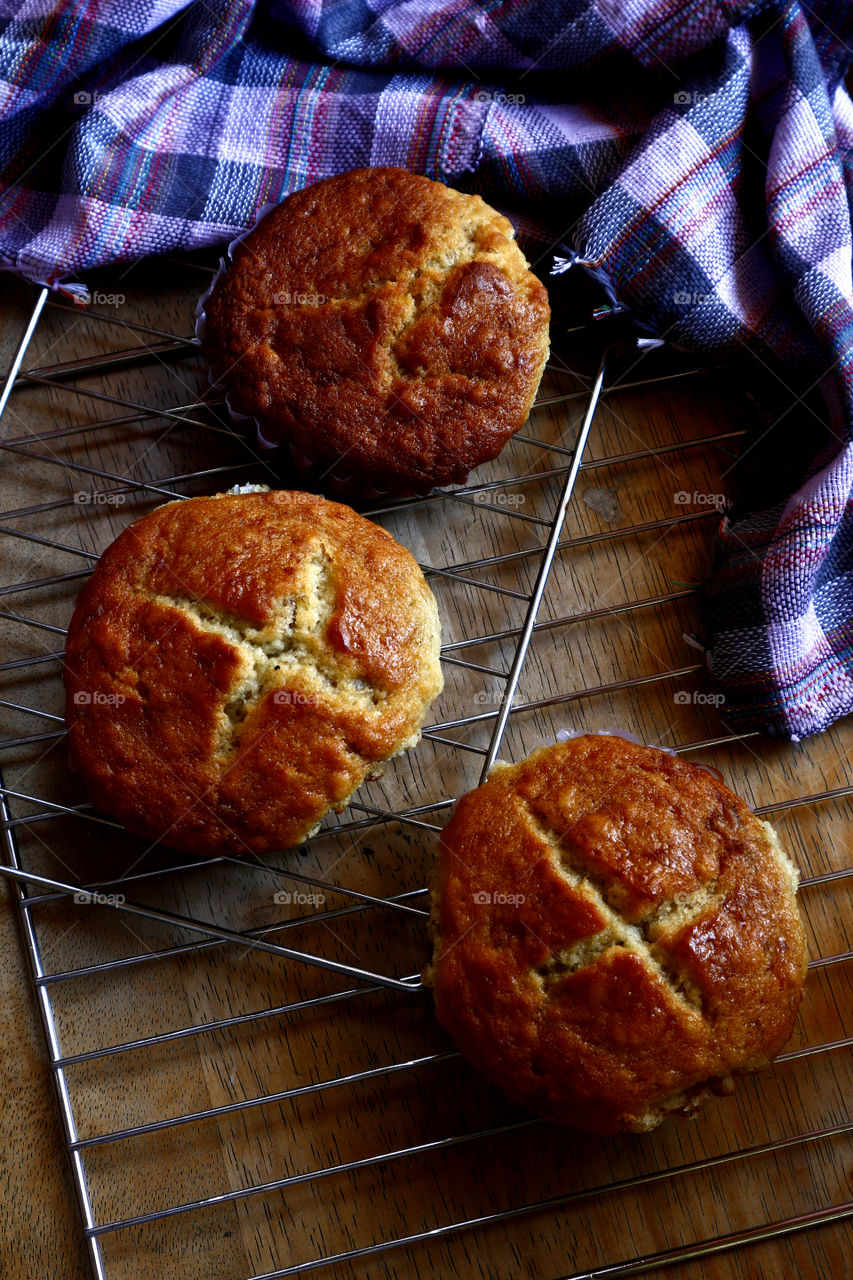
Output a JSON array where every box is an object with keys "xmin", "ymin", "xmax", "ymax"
[{"xmin": 2, "ymin": 0, "xmax": 853, "ymax": 739}]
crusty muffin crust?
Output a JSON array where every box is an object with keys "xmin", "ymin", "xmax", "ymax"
[
  {"xmin": 64, "ymin": 489, "xmax": 442, "ymax": 856},
  {"xmin": 201, "ymin": 166, "xmax": 550, "ymax": 496},
  {"xmin": 426, "ymin": 735, "xmax": 807, "ymax": 1134}
]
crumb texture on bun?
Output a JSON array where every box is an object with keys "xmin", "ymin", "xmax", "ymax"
[
  {"xmin": 201, "ymin": 166, "xmax": 550, "ymax": 496},
  {"xmin": 426, "ymin": 735, "xmax": 807, "ymax": 1134},
  {"xmin": 64, "ymin": 489, "xmax": 442, "ymax": 856}
]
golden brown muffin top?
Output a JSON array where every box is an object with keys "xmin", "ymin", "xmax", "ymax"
[
  {"xmin": 64, "ymin": 489, "xmax": 442, "ymax": 857},
  {"xmin": 427, "ymin": 735, "xmax": 807, "ymax": 1133},
  {"xmin": 201, "ymin": 167, "xmax": 550, "ymax": 496}
]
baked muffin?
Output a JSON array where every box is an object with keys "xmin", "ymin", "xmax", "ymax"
[
  {"xmin": 200, "ymin": 166, "xmax": 550, "ymax": 496},
  {"xmin": 426, "ymin": 735, "xmax": 807, "ymax": 1134},
  {"xmin": 64, "ymin": 488, "xmax": 443, "ymax": 857}
]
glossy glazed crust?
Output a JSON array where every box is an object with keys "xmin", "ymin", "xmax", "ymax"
[
  {"xmin": 64, "ymin": 490, "xmax": 442, "ymax": 856},
  {"xmin": 427, "ymin": 736, "xmax": 807, "ymax": 1134},
  {"xmin": 201, "ymin": 167, "xmax": 550, "ymax": 496}
]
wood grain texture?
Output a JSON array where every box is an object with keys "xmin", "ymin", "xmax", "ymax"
[{"xmin": 0, "ymin": 260, "xmax": 850, "ymax": 1280}]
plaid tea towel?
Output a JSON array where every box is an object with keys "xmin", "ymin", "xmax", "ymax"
[{"xmin": 1, "ymin": 0, "xmax": 852, "ymax": 740}]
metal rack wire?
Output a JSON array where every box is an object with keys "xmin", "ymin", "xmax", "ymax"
[{"xmin": 0, "ymin": 262, "xmax": 851, "ymax": 1280}]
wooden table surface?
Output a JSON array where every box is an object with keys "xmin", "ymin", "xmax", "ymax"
[{"xmin": 0, "ymin": 257, "xmax": 850, "ymax": 1280}]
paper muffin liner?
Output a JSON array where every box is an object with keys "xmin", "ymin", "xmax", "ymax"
[
  {"xmin": 195, "ymin": 207, "xmax": 287, "ymax": 459},
  {"xmin": 195, "ymin": 205, "xmax": 404, "ymax": 503}
]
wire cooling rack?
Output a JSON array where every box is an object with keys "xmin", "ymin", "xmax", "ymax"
[{"xmin": 0, "ymin": 256, "xmax": 851, "ymax": 1280}]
